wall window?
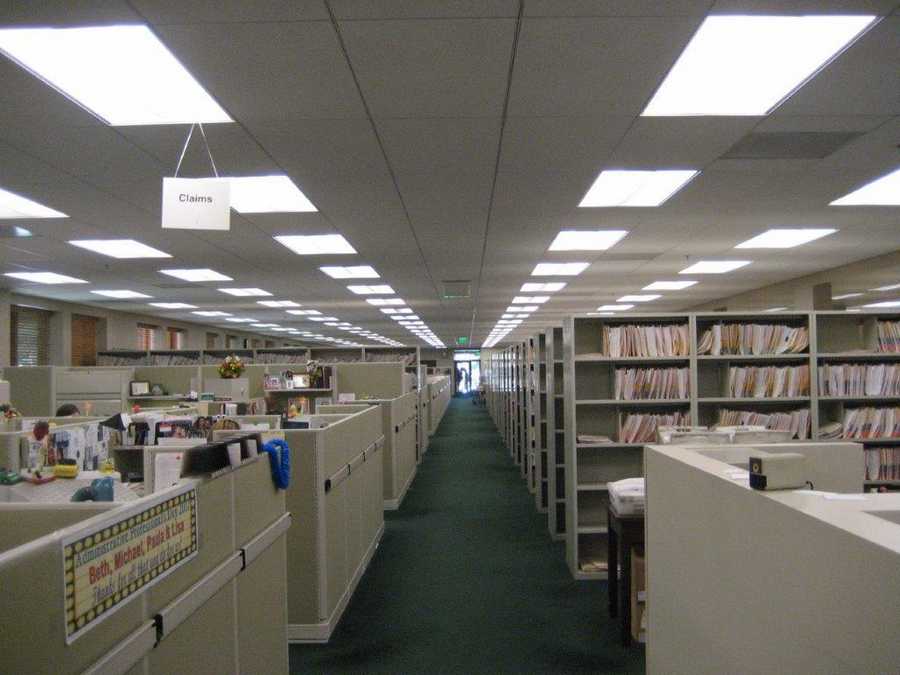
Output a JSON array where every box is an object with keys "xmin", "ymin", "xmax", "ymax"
[
  {"xmin": 166, "ymin": 327, "xmax": 185, "ymax": 350},
  {"xmin": 206, "ymin": 332, "xmax": 218, "ymax": 349},
  {"xmin": 137, "ymin": 323, "xmax": 157, "ymax": 350},
  {"xmin": 71, "ymin": 314, "xmax": 98, "ymax": 366},
  {"xmin": 11, "ymin": 305, "xmax": 52, "ymax": 366}
]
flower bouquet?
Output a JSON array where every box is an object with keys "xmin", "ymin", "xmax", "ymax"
[{"xmin": 218, "ymin": 354, "xmax": 245, "ymax": 379}]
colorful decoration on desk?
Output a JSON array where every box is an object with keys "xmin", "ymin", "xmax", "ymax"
[
  {"xmin": 218, "ymin": 354, "xmax": 245, "ymax": 379},
  {"xmin": 0, "ymin": 403, "xmax": 20, "ymax": 419}
]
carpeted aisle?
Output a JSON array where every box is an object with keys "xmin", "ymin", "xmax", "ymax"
[{"xmin": 289, "ymin": 397, "xmax": 645, "ymax": 674}]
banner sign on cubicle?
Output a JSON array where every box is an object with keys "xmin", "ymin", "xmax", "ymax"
[
  {"xmin": 62, "ymin": 484, "xmax": 199, "ymax": 643},
  {"xmin": 161, "ymin": 176, "xmax": 230, "ymax": 230}
]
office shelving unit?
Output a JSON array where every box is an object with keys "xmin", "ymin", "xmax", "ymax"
[
  {"xmin": 559, "ymin": 309, "xmax": 900, "ymax": 578},
  {"xmin": 546, "ymin": 326, "xmax": 566, "ymax": 540},
  {"xmin": 525, "ymin": 335, "xmax": 539, "ymax": 497},
  {"xmin": 530, "ymin": 332, "xmax": 549, "ymax": 512}
]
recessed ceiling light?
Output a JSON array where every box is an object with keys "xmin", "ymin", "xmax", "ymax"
[
  {"xmin": 643, "ymin": 280, "xmax": 697, "ymax": 291},
  {"xmin": 325, "ymin": 322, "xmax": 340, "ymax": 326},
  {"xmin": 286, "ymin": 309, "xmax": 322, "ymax": 315},
  {"xmin": 587, "ymin": 312, "xmax": 616, "ymax": 316},
  {"xmin": 382, "ymin": 307, "xmax": 412, "ymax": 315},
  {"xmin": 548, "ymin": 230, "xmax": 628, "ymax": 250},
  {"xmin": 679, "ymin": 260, "xmax": 751, "ymax": 274},
  {"xmin": 832, "ymin": 293, "xmax": 863, "ymax": 300},
  {"xmin": 251, "ymin": 323, "xmax": 279, "ymax": 328},
  {"xmin": 502, "ymin": 313, "xmax": 515, "ymax": 319},
  {"xmin": 218, "ymin": 288, "xmax": 271, "ymax": 297},
  {"xmin": 579, "ymin": 170, "xmax": 698, "ymax": 207},
  {"xmin": 160, "ymin": 268, "xmax": 232, "ymax": 282},
  {"xmin": 367, "ymin": 298, "xmax": 405, "ymax": 306},
  {"xmin": 257, "ymin": 300, "xmax": 300, "ymax": 308},
  {"xmin": 69, "ymin": 239, "xmax": 170, "ymax": 259},
  {"xmin": 275, "ymin": 234, "xmax": 356, "ymax": 256},
  {"xmin": 642, "ymin": 15, "xmax": 876, "ymax": 116},
  {"xmin": 347, "ymin": 284, "xmax": 395, "ymax": 295},
  {"xmin": 4, "ymin": 271, "xmax": 87, "ymax": 284},
  {"xmin": 149, "ymin": 302, "xmax": 196, "ymax": 309},
  {"xmin": 763, "ymin": 307, "xmax": 788, "ymax": 313},
  {"xmin": 507, "ymin": 305, "xmax": 538, "ymax": 313},
  {"xmin": 271, "ymin": 327, "xmax": 292, "ymax": 332},
  {"xmin": 512, "ymin": 296, "xmax": 549, "ymax": 304},
  {"xmin": 320, "ymin": 265, "xmax": 378, "ymax": 279},
  {"xmin": 91, "ymin": 289, "xmax": 151, "ymax": 299},
  {"xmin": 598, "ymin": 304, "xmax": 634, "ymax": 311},
  {"xmin": 392, "ymin": 315, "xmax": 420, "ymax": 321},
  {"xmin": 618, "ymin": 294, "xmax": 661, "ymax": 302},
  {"xmin": 228, "ymin": 176, "xmax": 316, "ymax": 213},
  {"xmin": 871, "ymin": 283, "xmax": 900, "ymax": 292},
  {"xmin": 735, "ymin": 228, "xmax": 836, "ymax": 249},
  {"xmin": 531, "ymin": 262, "xmax": 589, "ymax": 276},
  {"xmin": 864, "ymin": 300, "xmax": 900, "ymax": 308},
  {"xmin": 831, "ymin": 167, "xmax": 900, "ymax": 206},
  {"xmin": 0, "ymin": 25, "xmax": 231, "ymax": 125},
  {"xmin": 192, "ymin": 311, "xmax": 232, "ymax": 317},
  {"xmin": 521, "ymin": 282, "xmax": 567, "ymax": 292},
  {"xmin": 225, "ymin": 317, "xmax": 256, "ymax": 323},
  {"xmin": 0, "ymin": 186, "xmax": 67, "ymax": 218}
]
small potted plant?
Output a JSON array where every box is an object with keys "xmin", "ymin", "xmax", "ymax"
[{"xmin": 218, "ymin": 354, "xmax": 245, "ymax": 379}]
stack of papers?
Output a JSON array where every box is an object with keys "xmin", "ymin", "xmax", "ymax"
[
  {"xmin": 601, "ymin": 323, "xmax": 690, "ymax": 357},
  {"xmin": 608, "ymin": 477, "xmax": 645, "ymax": 515},
  {"xmin": 840, "ymin": 406, "xmax": 900, "ymax": 439},
  {"xmin": 876, "ymin": 320, "xmax": 900, "ymax": 353},
  {"xmin": 727, "ymin": 364, "xmax": 809, "ymax": 398},
  {"xmin": 698, "ymin": 323, "xmax": 809, "ymax": 355},
  {"xmin": 614, "ymin": 367, "xmax": 690, "ymax": 400},
  {"xmin": 818, "ymin": 363, "xmax": 900, "ymax": 397},
  {"xmin": 717, "ymin": 408, "xmax": 811, "ymax": 439},
  {"xmin": 818, "ymin": 421, "xmax": 843, "ymax": 440},
  {"xmin": 620, "ymin": 411, "xmax": 690, "ymax": 443},
  {"xmin": 576, "ymin": 434, "xmax": 613, "ymax": 444}
]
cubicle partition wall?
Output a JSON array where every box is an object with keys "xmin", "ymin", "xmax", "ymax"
[
  {"xmin": 282, "ymin": 406, "xmax": 385, "ymax": 642},
  {"xmin": 427, "ymin": 374, "xmax": 451, "ymax": 435},
  {"xmin": 320, "ymin": 390, "xmax": 419, "ymax": 510},
  {"xmin": 0, "ymin": 455, "xmax": 291, "ymax": 675},
  {"xmin": 333, "ymin": 362, "xmax": 412, "ymax": 400}
]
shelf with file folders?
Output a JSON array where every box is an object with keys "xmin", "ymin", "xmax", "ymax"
[
  {"xmin": 576, "ymin": 405, "xmax": 691, "ymax": 446},
  {"xmin": 574, "ymin": 359, "xmax": 690, "ymax": 401},
  {"xmin": 697, "ymin": 359, "xmax": 810, "ymax": 400},
  {"xmin": 816, "ymin": 402, "xmax": 900, "ymax": 441},
  {"xmin": 574, "ymin": 314, "xmax": 690, "ymax": 360},
  {"xmin": 696, "ymin": 313, "xmax": 810, "ymax": 357},
  {"xmin": 697, "ymin": 402, "xmax": 812, "ymax": 439},
  {"xmin": 815, "ymin": 312, "xmax": 900, "ymax": 355},
  {"xmin": 817, "ymin": 361, "xmax": 900, "ymax": 400}
]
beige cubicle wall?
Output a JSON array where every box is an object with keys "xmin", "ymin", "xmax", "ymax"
[
  {"xmin": 282, "ymin": 406, "xmax": 385, "ymax": 642},
  {"xmin": 320, "ymin": 390, "xmax": 419, "ymax": 510},
  {"xmin": 427, "ymin": 375, "xmax": 451, "ymax": 436},
  {"xmin": 3, "ymin": 366, "xmax": 131, "ymax": 417},
  {"xmin": 333, "ymin": 362, "xmax": 412, "ymax": 400},
  {"xmin": 644, "ymin": 442, "xmax": 898, "ymax": 675},
  {"xmin": 0, "ymin": 454, "xmax": 291, "ymax": 675}
]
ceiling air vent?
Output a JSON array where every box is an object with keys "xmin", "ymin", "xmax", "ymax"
[
  {"xmin": 722, "ymin": 131, "xmax": 861, "ymax": 160},
  {"xmin": 442, "ymin": 280, "xmax": 471, "ymax": 299}
]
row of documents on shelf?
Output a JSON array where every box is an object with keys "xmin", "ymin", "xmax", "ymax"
[
  {"xmin": 820, "ymin": 406, "xmax": 900, "ymax": 440},
  {"xmin": 621, "ymin": 411, "xmax": 690, "ymax": 443},
  {"xmin": 698, "ymin": 323, "xmax": 809, "ymax": 356},
  {"xmin": 865, "ymin": 447, "xmax": 900, "ymax": 481},
  {"xmin": 876, "ymin": 319, "xmax": 900, "ymax": 353},
  {"xmin": 600, "ymin": 323, "xmax": 690, "ymax": 358},
  {"xmin": 717, "ymin": 407, "xmax": 811, "ymax": 439},
  {"xmin": 614, "ymin": 367, "xmax": 690, "ymax": 400},
  {"xmin": 727, "ymin": 364, "xmax": 810, "ymax": 398},
  {"xmin": 818, "ymin": 363, "xmax": 900, "ymax": 397}
]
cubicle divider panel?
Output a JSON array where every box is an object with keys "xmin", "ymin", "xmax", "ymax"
[
  {"xmin": 334, "ymin": 362, "xmax": 407, "ymax": 399},
  {"xmin": 133, "ymin": 365, "xmax": 199, "ymax": 399},
  {"xmin": 3, "ymin": 365, "xmax": 54, "ymax": 416}
]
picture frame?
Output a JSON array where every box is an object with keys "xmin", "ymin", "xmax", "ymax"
[{"xmin": 130, "ymin": 381, "xmax": 151, "ymax": 397}]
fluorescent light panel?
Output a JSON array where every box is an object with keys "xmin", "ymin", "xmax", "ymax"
[
  {"xmin": 832, "ymin": 293, "xmax": 863, "ymax": 300},
  {"xmin": 598, "ymin": 304, "xmax": 634, "ymax": 311},
  {"xmin": 229, "ymin": 176, "xmax": 315, "ymax": 213},
  {"xmin": 618, "ymin": 294, "xmax": 661, "ymax": 302},
  {"xmin": 69, "ymin": 239, "xmax": 169, "ymax": 259},
  {"xmin": 275, "ymin": 234, "xmax": 356, "ymax": 256},
  {"xmin": 347, "ymin": 284, "xmax": 395, "ymax": 295},
  {"xmin": 507, "ymin": 305, "xmax": 538, "ymax": 312},
  {"xmin": 548, "ymin": 229, "xmax": 628, "ymax": 251},
  {"xmin": 286, "ymin": 309, "xmax": 321, "ymax": 315},
  {"xmin": 91, "ymin": 289, "xmax": 151, "ymax": 299},
  {"xmin": 149, "ymin": 302, "xmax": 196, "ymax": 309},
  {"xmin": 366, "ymin": 298, "xmax": 404, "ymax": 306},
  {"xmin": 512, "ymin": 296, "xmax": 549, "ymax": 304},
  {"xmin": 679, "ymin": 260, "xmax": 751, "ymax": 274},
  {"xmin": 532, "ymin": 262, "xmax": 588, "ymax": 276},
  {"xmin": 864, "ymin": 300, "xmax": 900, "ymax": 308},
  {"xmin": 580, "ymin": 170, "xmax": 698, "ymax": 207},
  {"xmin": 832, "ymin": 167, "xmax": 900, "ymax": 206},
  {"xmin": 192, "ymin": 311, "xmax": 231, "ymax": 317},
  {"xmin": 218, "ymin": 288, "xmax": 271, "ymax": 297},
  {"xmin": 764, "ymin": 307, "xmax": 788, "ymax": 313},
  {"xmin": 735, "ymin": 228, "xmax": 836, "ymax": 249},
  {"xmin": 0, "ymin": 25, "xmax": 231, "ymax": 125},
  {"xmin": 520, "ymin": 282, "xmax": 566, "ymax": 292},
  {"xmin": 871, "ymin": 283, "xmax": 900, "ymax": 292},
  {"xmin": 0, "ymin": 186, "xmax": 66, "ymax": 218},
  {"xmin": 257, "ymin": 300, "xmax": 300, "ymax": 308},
  {"xmin": 4, "ymin": 271, "xmax": 86, "ymax": 284},
  {"xmin": 642, "ymin": 15, "xmax": 876, "ymax": 116},
  {"xmin": 320, "ymin": 265, "xmax": 378, "ymax": 279},
  {"xmin": 161, "ymin": 268, "xmax": 231, "ymax": 282},
  {"xmin": 643, "ymin": 280, "xmax": 697, "ymax": 291},
  {"xmin": 225, "ymin": 317, "xmax": 256, "ymax": 323}
]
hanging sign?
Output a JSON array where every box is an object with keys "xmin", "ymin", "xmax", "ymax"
[
  {"xmin": 62, "ymin": 484, "xmax": 198, "ymax": 643},
  {"xmin": 162, "ymin": 177, "xmax": 230, "ymax": 231}
]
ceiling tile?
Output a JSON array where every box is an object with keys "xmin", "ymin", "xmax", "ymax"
[
  {"xmin": 610, "ymin": 117, "xmax": 760, "ymax": 166},
  {"xmin": 524, "ymin": 1, "xmax": 713, "ymax": 16},
  {"xmin": 330, "ymin": 1, "xmax": 519, "ymax": 19},
  {"xmin": 134, "ymin": 0, "xmax": 329, "ymax": 22}
]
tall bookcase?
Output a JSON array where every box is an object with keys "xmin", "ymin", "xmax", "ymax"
[
  {"xmin": 526, "ymin": 332, "xmax": 549, "ymax": 512},
  {"xmin": 562, "ymin": 309, "xmax": 900, "ymax": 580},
  {"xmin": 546, "ymin": 326, "xmax": 567, "ymax": 541}
]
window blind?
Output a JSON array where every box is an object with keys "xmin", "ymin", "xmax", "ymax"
[
  {"xmin": 71, "ymin": 314, "xmax": 98, "ymax": 366},
  {"xmin": 137, "ymin": 323, "xmax": 157, "ymax": 350},
  {"xmin": 11, "ymin": 305, "xmax": 52, "ymax": 366}
]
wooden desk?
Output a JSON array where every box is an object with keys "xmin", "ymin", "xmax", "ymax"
[{"xmin": 607, "ymin": 503, "xmax": 645, "ymax": 646}]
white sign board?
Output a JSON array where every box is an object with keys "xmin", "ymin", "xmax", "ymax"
[{"xmin": 162, "ymin": 177, "xmax": 231, "ymax": 231}]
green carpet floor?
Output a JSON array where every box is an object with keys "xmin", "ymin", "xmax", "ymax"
[{"xmin": 289, "ymin": 398, "xmax": 645, "ymax": 674}]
